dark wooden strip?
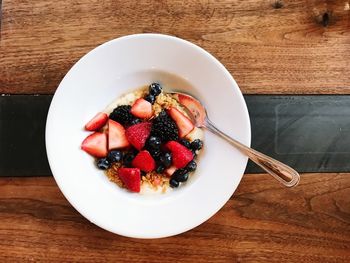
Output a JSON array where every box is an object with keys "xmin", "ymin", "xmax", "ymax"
[
  {"xmin": 0, "ymin": 174, "xmax": 349, "ymax": 262},
  {"xmin": 1, "ymin": 0, "xmax": 350, "ymax": 94},
  {"xmin": 3, "ymin": 95, "xmax": 350, "ymax": 176},
  {"xmin": 0, "ymin": 95, "xmax": 51, "ymax": 176},
  {"xmin": 245, "ymin": 95, "xmax": 350, "ymax": 173}
]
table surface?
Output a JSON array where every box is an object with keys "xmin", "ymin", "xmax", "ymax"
[{"xmin": 1, "ymin": 0, "xmax": 350, "ymax": 262}]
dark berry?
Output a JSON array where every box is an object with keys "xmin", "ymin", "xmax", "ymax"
[
  {"xmin": 191, "ymin": 139, "xmax": 203, "ymax": 151},
  {"xmin": 179, "ymin": 138, "xmax": 191, "ymax": 149},
  {"xmin": 147, "ymin": 136, "xmax": 161, "ymax": 149},
  {"xmin": 96, "ymin": 158, "xmax": 110, "ymax": 170},
  {"xmin": 130, "ymin": 118, "xmax": 142, "ymax": 125},
  {"xmin": 169, "ymin": 178, "xmax": 179, "ymax": 188},
  {"xmin": 156, "ymin": 165, "xmax": 165, "ymax": 174},
  {"xmin": 160, "ymin": 152, "xmax": 172, "ymax": 168},
  {"xmin": 123, "ymin": 152, "xmax": 136, "ymax": 167},
  {"xmin": 144, "ymin": 94, "xmax": 156, "ymax": 104},
  {"xmin": 186, "ymin": 160, "xmax": 197, "ymax": 172},
  {"xmin": 149, "ymin": 149, "xmax": 161, "ymax": 160},
  {"xmin": 107, "ymin": 150, "xmax": 123, "ymax": 163},
  {"xmin": 151, "ymin": 110, "xmax": 178, "ymax": 142},
  {"xmin": 109, "ymin": 105, "xmax": 134, "ymax": 125},
  {"xmin": 149, "ymin": 83, "xmax": 162, "ymax": 96},
  {"xmin": 172, "ymin": 169, "xmax": 189, "ymax": 182},
  {"xmin": 158, "ymin": 110, "xmax": 167, "ymax": 117}
]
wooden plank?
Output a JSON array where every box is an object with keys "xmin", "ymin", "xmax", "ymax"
[
  {"xmin": 4, "ymin": 95, "xmax": 350, "ymax": 176},
  {"xmin": 0, "ymin": 174, "xmax": 349, "ymax": 262},
  {"xmin": 1, "ymin": 0, "xmax": 350, "ymax": 94}
]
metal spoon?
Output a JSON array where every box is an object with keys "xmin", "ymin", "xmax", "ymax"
[{"xmin": 171, "ymin": 92, "xmax": 300, "ymax": 187}]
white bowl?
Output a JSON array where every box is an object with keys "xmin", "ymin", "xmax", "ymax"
[{"xmin": 46, "ymin": 34, "xmax": 251, "ymax": 238}]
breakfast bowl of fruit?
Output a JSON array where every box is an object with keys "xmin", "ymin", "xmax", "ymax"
[
  {"xmin": 46, "ymin": 34, "xmax": 251, "ymax": 238},
  {"xmin": 81, "ymin": 83, "xmax": 205, "ymax": 193}
]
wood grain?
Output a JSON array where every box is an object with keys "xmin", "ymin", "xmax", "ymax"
[
  {"xmin": 1, "ymin": 0, "xmax": 350, "ymax": 94},
  {"xmin": 0, "ymin": 174, "xmax": 349, "ymax": 262}
]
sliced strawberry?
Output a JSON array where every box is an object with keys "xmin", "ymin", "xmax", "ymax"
[
  {"xmin": 118, "ymin": 168, "xmax": 141, "ymax": 193},
  {"xmin": 177, "ymin": 94, "xmax": 206, "ymax": 125},
  {"xmin": 165, "ymin": 141, "xmax": 194, "ymax": 168},
  {"xmin": 81, "ymin": 132, "xmax": 107, "ymax": 157},
  {"xmin": 84, "ymin": 112, "xmax": 108, "ymax": 131},
  {"xmin": 165, "ymin": 166, "xmax": 177, "ymax": 177},
  {"xmin": 108, "ymin": 119, "xmax": 129, "ymax": 150},
  {"xmin": 131, "ymin": 150, "xmax": 156, "ymax": 172},
  {"xmin": 125, "ymin": 122, "xmax": 152, "ymax": 150},
  {"xmin": 168, "ymin": 107, "xmax": 194, "ymax": 138},
  {"xmin": 131, "ymin": 98, "xmax": 153, "ymax": 119}
]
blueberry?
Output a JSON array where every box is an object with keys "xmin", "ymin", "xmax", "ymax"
[
  {"xmin": 107, "ymin": 150, "xmax": 123, "ymax": 163},
  {"xmin": 130, "ymin": 118, "xmax": 142, "ymax": 125},
  {"xmin": 156, "ymin": 165, "xmax": 165, "ymax": 174},
  {"xmin": 172, "ymin": 169, "xmax": 189, "ymax": 182},
  {"xmin": 144, "ymin": 94, "xmax": 156, "ymax": 104},
  {"xmin": 160, "ymin": 152, "xmax": 172, "ymax": 168},
  {"xmin": 96, "ymin": 158, "xmax": 110, "ymax": 170},
  {"xmin": 149, "ymin": 83, "xmax": 162, "ymax": 96},
  {"xmin": 123, "ymin": 152, "xmax": 135, "ymax": 167},
  {"xmin": 185, "ymin": 160, "xmax": 197, "ymax": 172},
  {"xmin": 149, "ymin": 149, "xmax": 161, "ymax": 160},
  {"xmin": 169, "ymin": 178, "xmax": 179, "ymax": 188},
  {"xmin": 191, "ymin": 139, "xmax": 203, "ymax": 151},
  {"xmin": 147, "ymin": 136, "xmax": 161, "ymax": 149},
  {"xmin": 158, "ymin": 110, "xmax": 167, "ymax": 118},
  {"xmin": 179, "ymin": 138, "xmax": 191, "ymax": 149}
]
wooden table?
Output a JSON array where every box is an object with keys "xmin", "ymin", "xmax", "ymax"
[{"xmin": 1, "ymin": 0, "xmax": 350, "ymax": 262}]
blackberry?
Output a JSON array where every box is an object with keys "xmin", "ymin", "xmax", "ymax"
[
  {"xmin": 109, "ymin": 105, "xmax": 134, "ymax": 125},
  {"xmin": 151, "ymin": 111, "xmax": 178, "ymax": 142}
]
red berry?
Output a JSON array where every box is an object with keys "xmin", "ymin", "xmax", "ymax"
[
  {"xmin": 165, "ymin": 166, "xmax": 177, "ymax": 177},
  {"xmin": 132, "ymin": 150, "xmax": 156, "ymax": 172},
  {"xmin": 85, "ymin": 112, "xmax": 108, "ymax": 131},
  {"xmin": 165, "ymin": 141, "xmax": 194, "ymax": 168},
  {"xmin": 118, "ymin": 168, "xmax": 141, "ymax": 192},
  {"xmin": 81, "ymin": 132, "xmax": 108, "ymax": 157},
  {"xmin": 131, "ymin": 98, "xmax": 153, "ymax": 119},
  {"xmin": 125, "ymin": 122, "xmax": 152, "ymax": 150},
  {"xmin": 177, "ymin": 94, "xmax": 206, "ymax": 126},
  {"xmin": 108, "ymin": 119, "xmax": 130, "ymax": 150},
  {"xmin": 168, "ymin": 107, "xmax": 194, "ymax": 138}
]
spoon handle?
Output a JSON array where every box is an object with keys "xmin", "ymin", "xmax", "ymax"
[{"xmin": 204, "ymin": 118, "xmax": 300, "ymax": 187}]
